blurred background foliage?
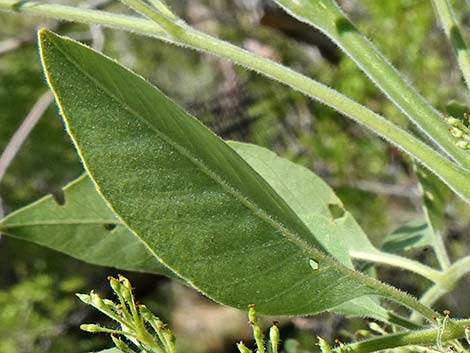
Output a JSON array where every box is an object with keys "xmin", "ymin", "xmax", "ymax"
[{"xmin": 2, "ymin": 0, "xmax": 470, "ymax": 352}]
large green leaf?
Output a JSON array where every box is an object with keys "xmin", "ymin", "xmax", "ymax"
[
  {"xmin": 229, "ymin": 142, "xmax": 389, "ymax": 320},
  {"xmin": 0, "ymin": 142, "xmax": 388, "ymax": 321},
  {"xmin": 0, "ymin": 174, "xmax": 172, "ymax": 275},
  {"xmin": 38, "ymin": 29, "xmax": 382, "ymax": 315}
]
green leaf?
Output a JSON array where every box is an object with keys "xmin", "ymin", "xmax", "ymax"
[
  {"xmin": 381, "ymin": 219, "xmax": 433, "ymax": 254},
  {"xmin": 414, "ymin": 164, "xmax": 452, "ymax": 268},
  {"xmin": 38, "ymin": 29, "xmax": 382, "ymax": 316},
  {"xmin": 228, "ymin": 142, "xmax": 395, "ymax": 322},
  {"xmin": 415, "ymin": 166, "xmax": 451, "ymax": 235},
  {"xmin": 0, "ymin": 142, "xmax": 388, "ymax": 321},
  {"xmin": 229, "ymin": 142, "xmax": 379, "ymax": 264},
  {"xmin": 0, "ymin": 174, "xmax": 173, "ymax": 276}
]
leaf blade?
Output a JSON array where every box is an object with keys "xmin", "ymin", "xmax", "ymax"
[
  {"xmin": 38, "ymin": 29, "xmax": 380, "ymax": 315},
  {"xmin": 0, "ymin": 174, "xmax": 172, "ymax": 275}
]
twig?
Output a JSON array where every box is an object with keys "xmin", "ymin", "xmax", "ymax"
[
  {"xmin": 0, "ymin": 0, "xmax": 112, "ymax": 57},
  {"xmin": 0, "ymin": 91, "xmax": 54, "ymax": 182}
]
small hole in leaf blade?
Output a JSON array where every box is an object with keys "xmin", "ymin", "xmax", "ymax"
[
  {"xmin": 309, "ymin": 259, "xmax": 319, "ymax": 271},
  {"xmin": 328, "ymin": 203, "xmax": 345, "ymax": 219},
  {"xmin": 104, "ymin": 223, "xmax": 117, "ymax": 231}
]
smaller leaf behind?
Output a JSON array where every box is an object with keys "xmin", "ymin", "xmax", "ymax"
[
  {"xmin": 381, "ymin": 219, "xmax": 433, "ymax": 254},
  {"xmin": 0, "ymin": 174, "xmax": 173, "ymax": 276}
]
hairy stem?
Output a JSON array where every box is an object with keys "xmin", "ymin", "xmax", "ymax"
[
  {"xmin": 431, "ymin": 0, "xmax": 470, "ymax": 94},
  {"xmin": 430, "ymin": 230, "xmax": 451, "ymax": 271},
  {"xmin": 411, "ymin": 256, "xmax": 470, "ymax": 321},
  {"xmin": 2, "ymin": 0, "xmax": 470, "ymax": 202},
  {"xmin": 337, "ymin": 319, "xmax": 470, "ymax": 353},
  {"xmin": 273, "ymin": 0, "xmax": 470, "ymax": 170},
  {"xmin": 146, "ymin": 0, "xmax": 176, "ymax": 20},
  {"xmin": 349, "ymin": 250, "xmax": 448, "ymax": 286}
]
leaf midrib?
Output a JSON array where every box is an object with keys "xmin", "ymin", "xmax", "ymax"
[
  {"xmin": 0, "ymin": 220, "xmax": 121, "ymax": 228},
  {"xmin": 46, "ymin": 35, "xmax": 327, "ymax": 265}
]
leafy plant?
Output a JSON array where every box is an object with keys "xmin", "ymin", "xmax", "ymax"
[{"xmin": 2, "ymin": 0, "xmax": 470, "ymax": 352}]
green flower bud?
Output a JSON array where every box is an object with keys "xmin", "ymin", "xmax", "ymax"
[
  {"xmin": 90, "ymin": 291, "xmax": 107, "ymax": 310},
  {"xmin": 108, "ymin": 276, "xmax": 122, "ymax": 295},
  {"xmin": 355, "ymin": 330, "xmax": 372, "ymax": 338},
  {"xmin": 317, "ymin": 336, "xmax": 333, "ymax": 353},
  {"xmin": 117, "ymin": 275, "xmax": 134, "ymax": 303},
  {"xmin": 447, "ymin": 117, "xmax": 462, "ymax": 126},
  {"xmin": 456, "ymin": 141, "xmax": 470, "ymax": 149},
  {"xmin": 118, "ymin": 274, "xmax": 132, "ymax": 290},
  {"xmin": 450, "ymin": 127, "xmax": 464, "ymax": 138},
  {"xmin": 80, "ymin": 324, "xmax": 103, "ymax": 333},
  {"xmin": 368, "ymin": 322, "xmax": 386, "ymax": 335},
  {"xmin": 76, "ymin": 293, "xmax": 91, "ymax": 304},
  {"xmin": 269, "ymin": 322, "xmax": 280, "ymax": 353},
  {"xmin": 163, "ymin": 327, "xmax": 176, "ymax": 345},
  {"xmin": 248, "ymin": 304, "xmax": 257, "ymax": 325},
  {"xmin": 111, "ymin": 335, "xmax": 137, "ymax": 353},
  {"xmin": 237, "ymin": 342, "xmax": 253, "ymax": 353},
  {"xmin": 103, "ymin": 298, "xmax": 116, "ymax": 310},
  {"xmin": 139, "ymin": 304, "xmax": 153, "ymax": 321}
]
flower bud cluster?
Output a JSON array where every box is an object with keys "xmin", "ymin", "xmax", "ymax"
[
  {"xmin": 446, "ymin": 113, "xmax": 470, "ymax": 149},
  {"xmin": 77, "ymin": 275, "xmax": 178, "ymax": 353},
  {"xmin": 237, "ymin": 305, "xmax": 280, "ymax": 353}
]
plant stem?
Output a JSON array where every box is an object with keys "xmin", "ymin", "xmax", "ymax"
[
  {"xmin": 411, "ymin": 256, "xmax": 470, "ymax": 321},
  {"xmin": 430, "ymin": 230, "xmax": 451, "ymax": 271},
  {"xmin": 386, "ymin": 312, "xmax": 424, "ymax": 330},
  {"xmin": 273, "ymin": 0, "xmax": 470, "ymax": 170},
  {"xmin": 337, "ymin": 319, "xmax": 470, "ymax": 353},
  {"xmin": 2, "ymin": 0, "xmax": 470, "ymax": 202},
  {"xmin": 431, "ymin": 0, "xmax": 470, "ymax": 94},
  {"xmin": 0, "ymin": 91, "xmax": 53, "ymax": 182},
  {"xmin": 0, "ymin": 0, "xmax": 171, "ymax": 41},
  {"xmin": 146, "ymin": 0, "xmax": 176, "ymax": 20},
  {"xmin": 349, "ymin": 250, "xmax": 447, "ymax": 286}
]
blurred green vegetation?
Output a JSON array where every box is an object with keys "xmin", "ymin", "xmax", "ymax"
[{"xmin": 2, "ymin": 1, "xmax": 470, "ymax": 352}]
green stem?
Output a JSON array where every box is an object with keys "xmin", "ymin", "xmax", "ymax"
[
  {"xmin": 0, "ymin": 0, "xmax": 172, "ymax": 41},
  {"xmin": 386, "ymin": 312, "xmax": 424, "ymax": 330},
  {"xmin": 411, "ymin": 256, "xmax": 470, "ymax": 321},
  {"xmin": 431, "ymin": 0, "xmax": 470, "ymax": 94},
  {"xmin": 336, "ymin": 319, "xmax": 470, "ymax": 353},
  {"xmin": 349, "ymin": 250, "xmax": 447, "ymax": 286},
  {"xmin": 419, "ymin": 284, "xmax": 447, "ymax": 309},
  {"xmin": 445, "ymin": 255, "xmax": 470, "ymax": 282},
  {"xmin": 273, "ymin": 0, "xmax": 470, "ymax": 170},
  {"xmin": 430, "ymin": 230, "xmax": 451, "ymax": 271},
  {"xmin": 146, "ymin": 0, "xmax": 176, "ymax": 20},
  {"xmin": 2, "ymin": 0, "xmax": 470, "ymax": 202}
]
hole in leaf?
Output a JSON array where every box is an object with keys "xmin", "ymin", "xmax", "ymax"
[
  {"xmin": 335, "ymin": 16, "xmax": 356, "ymax": 34},
  {"xmin": 328, "ymin": 203, "xmax": 345, "ymax": 219},
  {"xmin": 309, "ymin": 259, "xmax": 319, "ymax": 271},
  {"xmin": 104, "ymin": 223, "xmax": 117, "ymax": 231},
  {"xmin": 52, "ymin": 189, "xmax": 66, "ymax": 206}
]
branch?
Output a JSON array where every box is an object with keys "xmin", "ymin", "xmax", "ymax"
[
  {"xmin": 273, "ymin": 0, "xmax": 470, "ymax": 170},
  {"xmin": 0, "ymin": 91, "xmax": 54, "ymax": 182},
  {"xmin": 336, "ymin": 319, "xmax": 470, "ymax": 353}
]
